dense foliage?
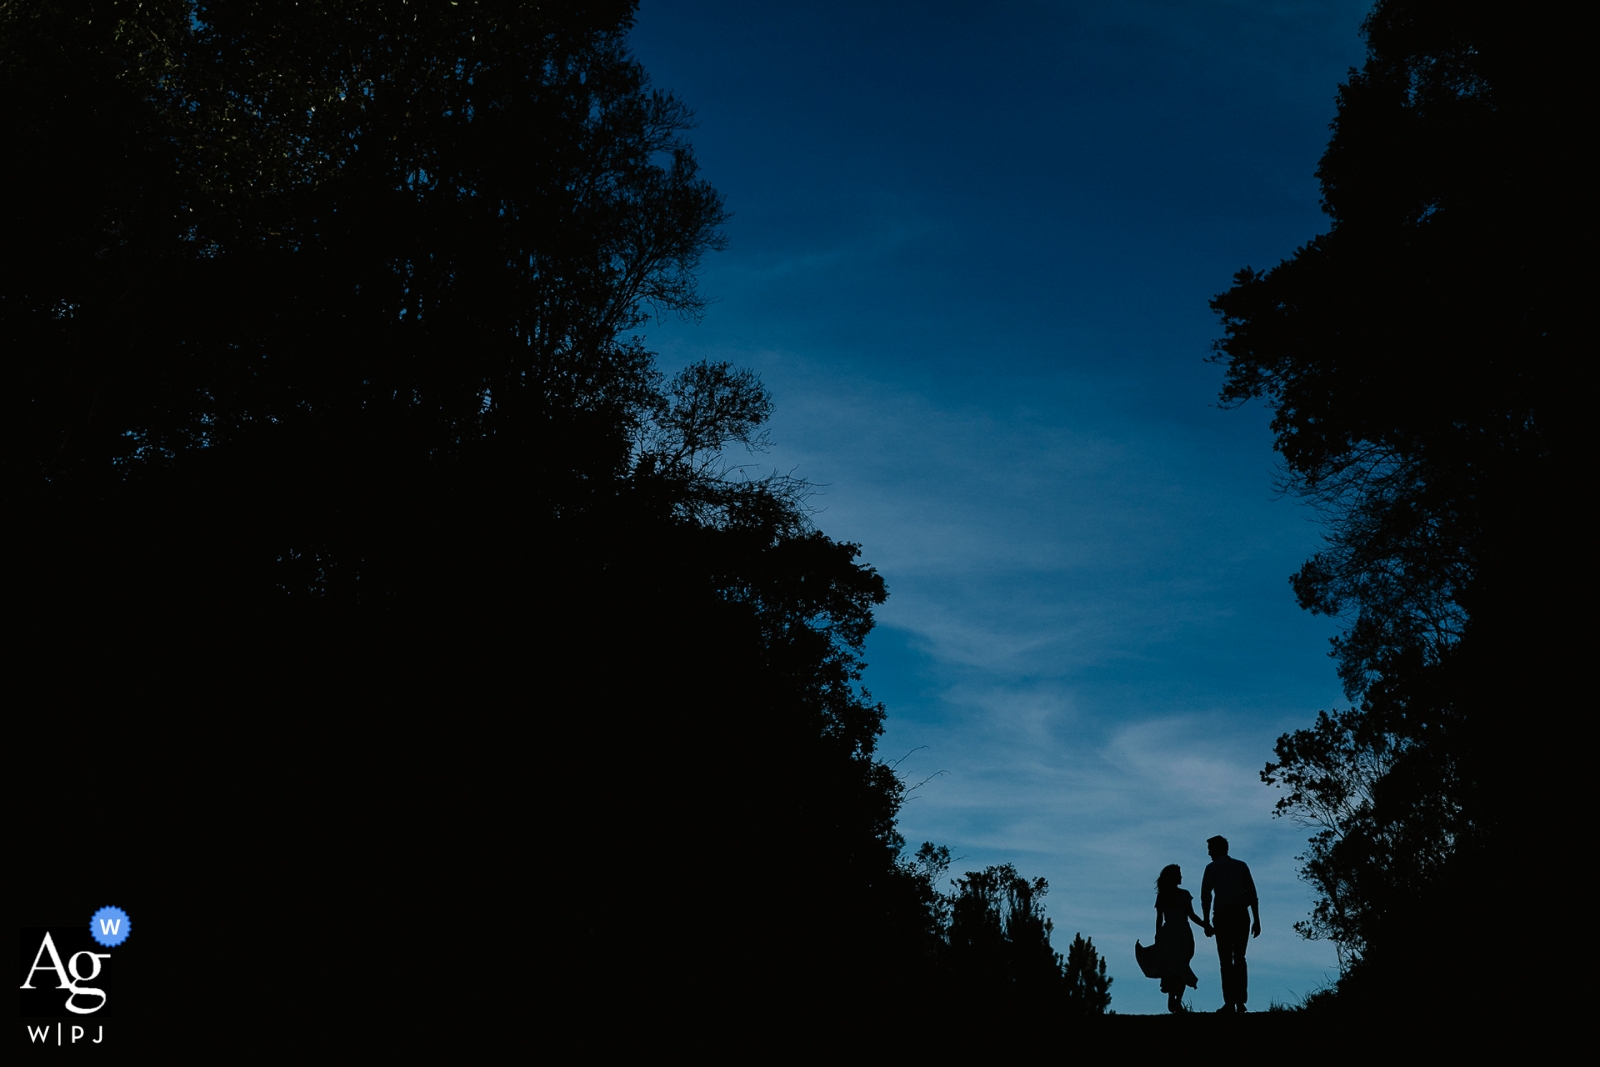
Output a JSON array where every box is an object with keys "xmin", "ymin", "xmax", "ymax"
[
  {"xmin": 5, "ymin": 0, "xmax": 1110, "ymax": 1021},
  {"xmin": 941, "ymin": 861, "xmax": 1113, "ymax": 1013},
  {"xmin": 1211, "ymin": 0, "xmax": 1581, "ymax": 1008}
]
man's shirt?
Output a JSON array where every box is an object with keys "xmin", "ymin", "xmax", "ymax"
[{"xmin": 1201, "ymin": 855, "xmax": 1258, "ymax": 914}]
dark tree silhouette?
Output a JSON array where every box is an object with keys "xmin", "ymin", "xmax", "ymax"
[
  {"xmin": 940, "ymin": 864, "xmax": 1112, "ymax": 1016},
  {"xmin": 0, "ymin": 0, "xmax": 925, "ymax": 1017},
  {"xmin": 947, "ymin": 864, "xmax": 1060, "ymax": 988},
  {"xmin": 1062, "ymin": 933, "xmax": 1114, "ymax": 1017},
  {"xmin": 5, "ymin": 0, "xmax": 730, "ymax": 603},
  {"xmin": 1211, "ymin": 0, "xmax": 1582, "ymax": 1012},
  {"xmin": 4, "ymin": 2, "xmax": 1119, "ymax": 1031}
]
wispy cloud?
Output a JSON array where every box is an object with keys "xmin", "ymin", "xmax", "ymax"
[{"xmin": 630, "ymin": 0, "xmax": 1367, "ymax": 1012}]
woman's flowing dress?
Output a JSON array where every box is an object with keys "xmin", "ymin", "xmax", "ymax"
[{"xmin": 1134, "ymin": 888, "xmax": 1199, "ymax": 994}]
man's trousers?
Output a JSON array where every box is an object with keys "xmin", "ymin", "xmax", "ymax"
[{"xmin": 1213, "ymin": 907, "xmax": 1250, "ymax": 1007}]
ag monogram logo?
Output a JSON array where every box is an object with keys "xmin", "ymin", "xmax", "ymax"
[
  {"xmin": 20, "ymin": 932, "xmax": 111, "ymax": 1015},
  {"xmin": 20, "ymin": 905, "xmax": 130, "ymax": 1046}
]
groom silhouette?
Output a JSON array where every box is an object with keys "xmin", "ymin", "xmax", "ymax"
[{"xmin": 1201, "ymin": 835, "xmax": 1259, "ymax": 1013}]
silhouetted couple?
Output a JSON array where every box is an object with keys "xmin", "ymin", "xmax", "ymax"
[{"xmin": 1135, "ymin": 835, "xmax": 1260, "ymax": 1013}]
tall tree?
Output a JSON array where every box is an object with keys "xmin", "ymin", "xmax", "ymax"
[
  {"xmin": 1, "ymin": 0, "xmax": 943, "ymax": 1023},
  {"xmin": 5, "ymin": 3, "xmax": 1122, "ymax": 1029},
  {"xmin": 1210, "ymin": 0, "xmax": 1583, "ymax": 1009}
]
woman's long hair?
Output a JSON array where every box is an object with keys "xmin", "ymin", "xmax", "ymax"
[{"xmin": 1155, "ymin": 864, "xmax": 1182, "ymax": 907}]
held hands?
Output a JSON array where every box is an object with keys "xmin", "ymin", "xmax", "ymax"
[{"xmin": 1203, "ymin": 922, "xmax": 1214, "ymax": 938}]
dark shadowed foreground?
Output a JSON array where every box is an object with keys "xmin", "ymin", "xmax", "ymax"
[{"xmin": 6, "ymin": 2, "xmax": 1110, "ymax": 1050}]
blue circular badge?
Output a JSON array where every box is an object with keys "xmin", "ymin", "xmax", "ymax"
[{"xmin": 90, "ymin": 906, "xmax": 131, "ymax": 948}]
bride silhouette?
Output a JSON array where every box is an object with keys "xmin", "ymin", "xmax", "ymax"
[{"xmin": 1135, "ymin": 864, "xmax": 1211, "ymax": 1013}]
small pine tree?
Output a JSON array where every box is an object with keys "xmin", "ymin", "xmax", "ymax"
[{"xmin": 1062, "ymin": 933, "xmax": 1113, "ymax": 1015}]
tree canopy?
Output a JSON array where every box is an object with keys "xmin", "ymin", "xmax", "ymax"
[
  {"xmin": 5, "ymin": 1, "xmax": 1111, "ymax": 1027},
  {"xmin": 1211, "ymin": 0, "xmax": 1582, "ymax": 1010}
]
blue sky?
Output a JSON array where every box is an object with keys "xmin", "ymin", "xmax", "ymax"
[{"xmin": 629, "ymin": 0, "xmax": 1372, "ymax": 1013}]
